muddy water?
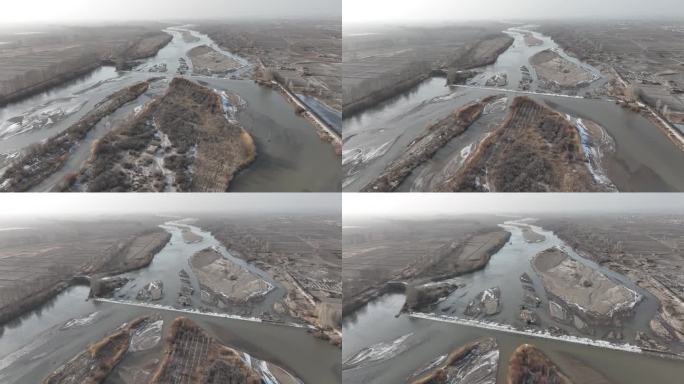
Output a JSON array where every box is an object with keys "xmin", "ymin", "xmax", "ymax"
[
  {"xmin": 342, "ymin": 293, "xmax": 684, "ymax": 384},
  {"xmin": 342, "ymin": 27, "xmax": 684, "ymax": 192},
  {"xmin": 109, "ymin": 219, "xmax": 287, "ymax": 319},
  {"xmin": 342, "ymin": 218, "xmax": 684, "ymax": 383},
  {"xmin": 429, "ymin": 219, "xmax": 661, "ymax": 344},
  {"xmin": 0, "ymin": 26, "xmax": 340, "ymax": 192},
  {"xmin": 540, "ymin": 97, "xmax": 684, "ymax": 191},
  {"xmin": 0, "ymin": 220, "xmax": 338, "ymax": 384},
  {"xmin": 470, "ymin": 27, "xmax": 606, "ymax": 94},
  {"xmin": 342, "ymin": 79, "xmax": 494, "ymax": 190}
]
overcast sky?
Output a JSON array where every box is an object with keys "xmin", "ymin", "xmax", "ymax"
[
  {"xmin": 344, "ymin": 193, "xmax": 684, "ymax": 218},
  {"xmin": 345, "ymin": 0, "xmax": 684, "ymax": 23},
  {"xmin": 1, "ymin": 0, "xmax": 340, "ymax": 23},
  {"xmin": 0, "ymin": 193, "xmax": 340, "ymax": 218}
]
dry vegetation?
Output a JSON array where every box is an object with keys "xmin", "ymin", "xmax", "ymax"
[
  {"xmin": 0, "ymin": 81, "xmax": 150, "ymax": 191},
  {"xmin": 362, "ymin": 96, "xmax": 497, "ymax": 192},
  {"xmin": 199, "ymin": 19, "xmax": 341, "ymax": 111},
  {"xmin": 199, "ymin": 215, "xmax": 342, "ymax": 343},
  {"xmin": 150, "ymin": 317, "xmax": 262, "ymax": 384},
  {"xmin": 342, "ymin": 23, "xmax": 513, "ymax": 115},
  {"xmin": 538, "ymin": 21, "xmax": 684, "ymax": 120},
  {"xmin": 507, "ymin": 344, "xmax": 573, "ymax": 384},
  {"xmin": 0, "ymin": 25, "xmax": 170, "ymax": 104},
  {"xmin": 0, "ymin": 219, "xmax": 167, "ymax": 325},
  {"xmin": 437, "ymin": 97, "xmax": 603, "ymax": 192},
  {"xmin": 342, "ymin": 216, "xmax": 505, "ymax": 314},
  {"xmin": 67, "ymin": 77, "xmax": 255, "ymax": 191},
  {"xmin": 43, "ymin": 316, "xmax": 149, "ymax": 384}
]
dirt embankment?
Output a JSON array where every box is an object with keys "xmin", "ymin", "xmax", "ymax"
[
  {"xmin": 67, "ymin": 77, "xmax": 255, "ymax": 192},
  {"xmin": 0, "ymin": 62, "xmax": 102, "ymax": 107},
  {"xmin": 362, "ymin": 97, "xmax": 495, "ymax": 192},
  {"xmin": 411, "ymin": 337, "xmax": 499, "ymax": 384},
  {"xmin": 416, "ymin": 230, "xmax": 510, "ymax": 281},
  {"xmin": 530, "ymin": 49, "xmax": 593, "ymax": 90},
  {"xmin": 0, "ymin": 31, "xmax": 170, "ymax": 105},
  {"xmin": 188, "ymin": 45, "xmax": 241, "ymax": 76},
  {"xmin": 43, "ymin": 316, "xmax": 150, "ymax": 384},
  {"xmin": 450, "ymin": 34, "xmax": 514, "ymax": 71},
  {"xmin": 507, "ymin": 344, "xmax": 574, "ymax": 384},
  {"xmin": 532, "ymin": 248, "xmax": 638, "ymax": 325},
  {"xmin": 344, "ymin": 33, "xmax": 512, "ymax": 117},
  {"xmin": 96, "ymin": 230, "xmax": 171, "ymax": 274},
  {"xmin": 438, "ymin": 96, "xmax": 606, "ymax": 192},
  {"xmin": 0, "ymin": 81, "xmax": 150, "ymax": 191},
  {"xmin": 150, "ymin": 317, "xmax": 263, "ymax": 384},
  {"xmin": 190, "ymin": 247, "xmax": 271, "ymax": 305},
  {"xmin": 343, "ymin": 73, "xmax": 430, "ymax": 117},
  {"xmin": 0, "ymin": 229, "xmax": 169, "ymax": 326}
]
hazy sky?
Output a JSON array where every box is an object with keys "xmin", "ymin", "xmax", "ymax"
[
  {"xmin": 344, "ymin": 193, "xmax": 684, "ymax": 217},
  {"xmin": 344, "ymin": 0, "xmax": 684, "ymax": 23},
  {"xmin": 1, "ymin": 0, "xmax": 340, "ymax": 23},
  {"xmin": 0, "ymin": 194, "xmax": 340, "ymax": 218}
]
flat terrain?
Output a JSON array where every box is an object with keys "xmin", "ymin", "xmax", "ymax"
[
  {"xmin": 530, "ymin": 49, "xmax": 594, "ymax": 90},
  {"xmin": 342, "ymin": 216, "xmax": 507, "ymax": 314},
  {"xmin": 437, "ymin": 96, "xmax": 607, "ymax": 192},
  {"xmin": 188, "ymin": 45, "xmax": 241, "ymax": 76},
  {"xmin": 199, "ymin": 214, "xmax": 342, "ymax": 343},
  {"xmin": 199, "ymin": 19, "xmax": 341, "ymax": 112},
  {"xmin": 190, "ymin": 247, "xmax": 271, "ymax": 304},
  {"xmin": 342, "ymin": 22, "xmax": 513, "ymax": 115},
  {"xmin": 541, "ymin": 214, "xmax": 684, "ymax": 344},
  {"xmin": 532, "ymin": 248, "xmax": 638, "ymax": 322},
  {"xmin": 0, "ymin": 217, "xmax": 167, "ymax": 325},
  {"xmin": 0, "ymin": 24, "xmax": 171, "ymax": 103}
]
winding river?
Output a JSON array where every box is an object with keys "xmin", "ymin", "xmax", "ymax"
[
  {"xmin": 342, "ymin": 27, "xmax": 684, "ymax": 192},
  {"xmin": 342, "ymin": 219, "xmax": 684, "ymax": 384},
  {"xmin": 0, "ymin": 26, "xmax": 340, "ymax": 192},
  {"xmin": 0, "ymin": 219, "xmax": 340, "ymax": 384}
]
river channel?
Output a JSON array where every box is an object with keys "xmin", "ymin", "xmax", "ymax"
[
  {"xmin": 0, "ymin": 219, "xmax": 340, "ymax": 384},
  {"xmin": 0, "ymin": 26, "xmax": 340, "ymax": 191},
  {"xmin": 341, "ymin": 219, "xmax": 684, "ymax": 384},
  {"xmin": 342, "ymin": 27, "xmax": 684, "ymax": 192}
]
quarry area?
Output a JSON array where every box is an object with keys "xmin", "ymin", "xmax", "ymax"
[
  {"xmin": 199, "ymin": 214, "xmax": 342, "ymax": 344},
  {"xmin": 343, "ymin": 21, "xmax": 684, "ymax": 192},
  {"xmin": 0, "ymin": 24, "xmax": 171, "ymax": 104},
  {"xmin": 539, "ymin": 21, "xmax": 684, "ymax": 143}
]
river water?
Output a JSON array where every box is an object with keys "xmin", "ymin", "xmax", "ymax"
[
  {"xmin": 342, "ymin": 220, "xmax": 684, "ymax": 384},
  {"xmin": 0, "ymin": 26, "xmax": 340, "ymax": 192},
  {"xmin": 342, "ymin": 27, "xmax": 684, "ymax": 192},
  {"xmin": 0, "ymin": 219, "xmax": 340, "ymax": 384}
]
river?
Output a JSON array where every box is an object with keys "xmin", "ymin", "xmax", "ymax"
[
  {"xmin": 342, "ymin": 27, "xmax": 684, "ymax": 192},
  {"xmin": 0, "ymin": 219, "xmax": 340, "ymax": 383},
  {"xmin": 0, "ymin": 26, "xmax": 340, "ymax": 192},
  {"xmin": 342, "ymin": 219, "xmax": 684, "ymax": 384}
]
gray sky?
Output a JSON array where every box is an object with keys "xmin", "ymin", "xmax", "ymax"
[
  {"xmin": 344, "ymin": 193, "xmax": 684, "ymax": 218},
  {"xmin": 345, "ymin": 0, "xmax": 684, "ymax": 23},
  {"xmin": 1, "ymin": 0, "xmax": 340, "ymax": 23},
  {"xmin": 0, "ymin": 193, "xmax": 340, "ymax": 218}
]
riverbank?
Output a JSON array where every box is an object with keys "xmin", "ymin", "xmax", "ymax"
[{"xmin": 0, "ymin": 80, "xmax": 152, "ymax": 191}]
